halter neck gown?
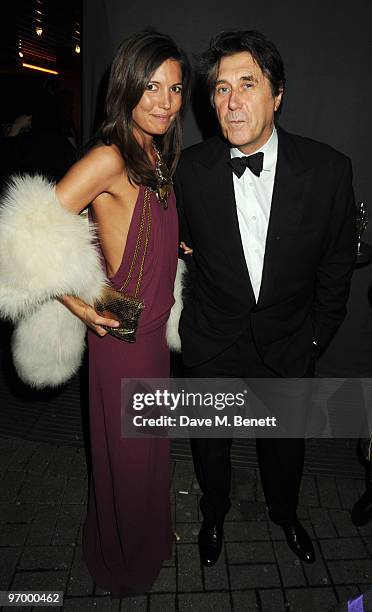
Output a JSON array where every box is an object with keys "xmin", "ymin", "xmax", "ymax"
[{"xmin": 82, "ymin": 185, "xmax": 178, "ymax": 596}]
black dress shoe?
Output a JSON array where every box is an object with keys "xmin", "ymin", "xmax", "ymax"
[
  {"xmin": 198, "ymin": 521, "xmax": 223, "ymax": 567},
  {"xmin": 280, "ymin": 520, "xmax": 315, "ymax": 564},
  {"xmin": 351, "ymin": 484, "xmax": 372, "ymax": 526}
]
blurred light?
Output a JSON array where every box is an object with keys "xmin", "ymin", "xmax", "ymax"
[
  {"xmin": 22, "ymin": 63, "xmax": 58, "ymax": 75},
  {"xmin": 36, "ymin": 26, "xmax": 43, "ymax": 36},
  {"xmin": 18, "ymin": 51, "xmax": 24, "ymax": 58},
  {"xmin": 74, "ymin": 43, "xmax": 80, "ymax": 54}
]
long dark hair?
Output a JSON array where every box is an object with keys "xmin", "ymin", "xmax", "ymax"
[
  {"xmin": 100, "ymin": 30, "xmax": 190, "ymax": 188},
  {"xmin": 200, "ymin": 30, "xmax": 285, "ymax": 113}
]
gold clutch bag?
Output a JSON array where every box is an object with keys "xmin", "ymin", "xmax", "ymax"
[
  {"xmin": 95, "ymin": 285, "xmax": 144, "ymax": 343},
  {"xmin": 94, "ymin": 189, "xmax": 151, "ymax": 343}
]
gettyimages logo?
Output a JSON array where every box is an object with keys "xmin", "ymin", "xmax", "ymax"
[
  {"xmin": 131, "ymin": 388, "xmax": 246, "ymax": 411},
  {"xmin": 121, "ymin": 378, "xmax": 279, "ymax": 438},
  {"xmin": 121, "ymin": 378, "xmax": 372, "ymax": 440}
]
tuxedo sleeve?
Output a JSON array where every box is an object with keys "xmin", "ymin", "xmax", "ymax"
[
  {"xmin": 174, "ymin": 159, "xmax": 194, "ymax": 268},
  {"xmin": 312, "ymin": 156, "xmax": 356, "ymax": 349}
]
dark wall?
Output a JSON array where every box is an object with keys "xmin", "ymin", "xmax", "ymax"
[{"xmin": 83, "ymin": 0, "xmax": 372, "ymax": 375}]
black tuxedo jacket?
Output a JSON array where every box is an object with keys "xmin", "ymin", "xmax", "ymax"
[{"xmin": 174, "ymin": 127, "xmax": 356, "ymax": 376}]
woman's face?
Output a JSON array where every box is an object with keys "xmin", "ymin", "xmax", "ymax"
[{"xmin": 132, "ymin": 58, "xmax": 183, "ymax": 141}]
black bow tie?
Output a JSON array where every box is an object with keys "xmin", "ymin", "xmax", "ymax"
[{"xmin": 229, "ymin": 151, "xmax": 264, "ymax": 178}]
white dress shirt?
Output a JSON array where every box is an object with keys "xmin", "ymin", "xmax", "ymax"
[{"xmin": 230, "ymin": 127, "xmax": 278, "ymax": 302}]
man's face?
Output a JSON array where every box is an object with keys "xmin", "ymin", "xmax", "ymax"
[{"xmin": 213, "ymin": 52, "xmax": 283, "ymax": 154}]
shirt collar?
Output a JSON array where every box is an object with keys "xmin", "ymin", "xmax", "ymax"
[{"xmin": 230, "ymin": 127, "xmax": 278, "ymax": 173}]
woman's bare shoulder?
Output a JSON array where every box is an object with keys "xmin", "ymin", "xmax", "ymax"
[
  {"xmin": 56, "ymin": 143, "xmax": 127, "ymax": 213},
  {"xmin": 84, "ymin": 142, "xmax": 125, "ymax": 177}
]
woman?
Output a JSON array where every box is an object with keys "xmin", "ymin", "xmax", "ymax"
[{"xmin": 0, "ymin": 31, "xmax": 190, "ymax": 595}]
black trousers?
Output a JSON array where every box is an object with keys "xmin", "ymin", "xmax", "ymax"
[{"xmin": 184, "ymin": 328, "xmax": 307, "ymax": 526}]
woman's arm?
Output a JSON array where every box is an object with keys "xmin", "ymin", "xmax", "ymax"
[
  {"xmin": 59, "ymin": 294, "xmax": 118, "ymax": 337},
  {"xmin": 56, "ymin": 145, "xmax": 124, "ymax": 335},
  {"xmin": 55, "ymin": 144, "xmax": 123, "ymax": 213}
]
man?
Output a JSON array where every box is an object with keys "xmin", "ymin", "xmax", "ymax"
[{"xmin": 175, "ymin": 30, "xmax": 356, "ymax": 566}]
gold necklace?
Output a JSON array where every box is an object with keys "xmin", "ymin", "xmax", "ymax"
[{"xmin": 151, "ymin": 142, "xmax": 172, "ymax": 209}]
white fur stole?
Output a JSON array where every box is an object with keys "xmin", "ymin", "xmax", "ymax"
[{"xmin": 0, "ymin": 174, "xmax": 184, "ymax": 388}]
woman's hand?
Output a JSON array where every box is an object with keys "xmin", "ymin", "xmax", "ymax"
[
  {"xmin": 180, "ymin": 241, "xmax": 193, "ymax": 255},
  {"xmin": 59, "ymin": 295, "xmax": 119, "ymax": 337}
]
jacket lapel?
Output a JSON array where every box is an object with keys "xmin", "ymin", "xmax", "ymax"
[
  {"xmin": 257, "ymin": 128, "xmax": 315, "ymax": 306},
  {"xmin": 196, "ymin": 137, "xmax": 256, "ymax": 301}
]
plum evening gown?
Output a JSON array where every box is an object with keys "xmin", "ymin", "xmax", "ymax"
[{"xmin": 82, "ymin": 184, "xmax": 178, "ymax": 596}]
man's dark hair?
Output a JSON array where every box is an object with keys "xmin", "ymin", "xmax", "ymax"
[
  {"xmin": 199, "ymin": 30, "xmax": 285, "ymax": 110},
  {"xmin": 100, "ymin": 30, "xmax": 191, "ymax": 187}
]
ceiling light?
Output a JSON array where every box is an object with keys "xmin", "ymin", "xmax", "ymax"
[{"xmin": 22, "ymin": 63, "xmax": 58, "ymax": 75}]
